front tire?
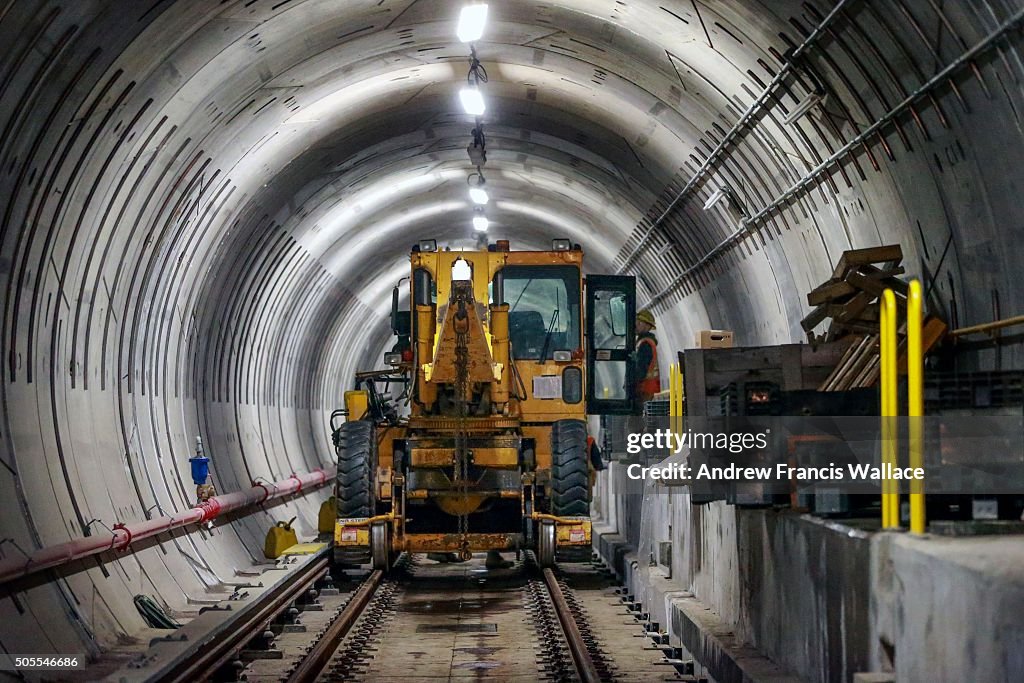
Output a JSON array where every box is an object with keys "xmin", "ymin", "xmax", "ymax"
[
  {"xmin": 550, "ymin": 419, "xmax": 590, "ymax": 517},
  {"xmin": 333, "ymin": 421, "xmax": 375, "ymax": 566}
]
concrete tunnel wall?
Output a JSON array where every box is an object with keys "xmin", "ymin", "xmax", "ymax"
[{"xmin": 1, "ymin": 0, "xmax": 1023, "ymax": 667}]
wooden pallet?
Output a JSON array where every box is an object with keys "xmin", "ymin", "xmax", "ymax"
[{"xmin": 802, "ymin": 245, "xmax": 947, "ymax": 391}]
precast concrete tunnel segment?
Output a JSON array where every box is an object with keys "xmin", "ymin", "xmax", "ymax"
[{"xmin": 1, "ymin": 1, "xmax": 1024, "ymax": 681}]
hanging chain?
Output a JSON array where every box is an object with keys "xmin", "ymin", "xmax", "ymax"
[{"xmin": 453, "ymin": 298, "xmax": 471, "ymax": 546}]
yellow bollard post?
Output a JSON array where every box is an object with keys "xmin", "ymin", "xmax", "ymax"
[
  {"xmin": 669, "ymin": 363, "xmax": 677, "ymax": 418},
  {"xmin": 677, "ymin": 363, "xmax": 685, "ymax": 428},
  {"xmin": 880, "ymin": 288, "xmax": 897, "ymax": 528},
  {"xmin": 880, "ymin": 289, "xmax": 899, "ymax": 529},
  {"xmin": 669, "ymin": 363, "xmax": 681, "ymax": 436},
  {"xmin": 880, "ymin": 292, "xmax": 890, "ymax": 528},
  {"xmin": 907, "ymin": 280, "xmax": 926, "ymax": 534}
]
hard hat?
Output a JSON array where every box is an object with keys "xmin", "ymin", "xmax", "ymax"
[{"xmin": 637, "ymin": 308, "xmax": 656, "ymax": 328}]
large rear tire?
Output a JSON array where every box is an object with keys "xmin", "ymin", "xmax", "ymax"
[
  {"xmin": 333, "ymin": 421, "xmax": 375, "ymax": 566},
  {"xmin": 550, "ymin": 419, "xmax": 590, "ymax": 517}
]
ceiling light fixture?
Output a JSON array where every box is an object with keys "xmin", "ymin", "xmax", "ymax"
[
  {"xmin": 459, "ymin": 87, "xmax": 486, "ymax": 116},
  {"xmin": 468, "ymin": 172, "xmax": 488, "ymax": 204},
  {"xmin": 457, "ymin": 4, "xmax": 488, "ymax": 43},
  {"xmin": 469, "ymin": 187, "xmax": 489, "ymax": 205},
  {"xmin": 472, "ymin": 205, "xmax": 489, "ymax": 232}
]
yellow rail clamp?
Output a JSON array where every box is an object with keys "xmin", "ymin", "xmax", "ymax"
[{"xmin": 334, "ymin": 519, "xmax": 371, "ymax": 547}]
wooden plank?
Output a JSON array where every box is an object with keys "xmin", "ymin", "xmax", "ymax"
[
  {"xmin": 831, "ymin": 245, "xmax": 903, "ymax": 279},
  {"xmin": 846, "ymin": 268, "xmax": 910, "ymax": 297},
  {"xmin": 897, "ymin": 316, "xmax": 948, "ymax": 372},
  {"xmin": 800, "ymin": 303, "xmax": 830, "ymax": 333},
  {"xmin": 921, "ymin": 316, "xmax": 948, "ymax": 353},
  {"xmin": 830, "ymin": 291, "xmax": 873, "ymax": 322},
  {"xmin": 860, "ymin": 265, "xmax": 906, "ymax": 280},
  {"xmin": 820, "ymin": 335, "xmax": 872, "ymax": 391},
  {"xmin": 843, "ymin": 337, "xmax": 878, "ymax": 390},
  {"xmin": 807, "ymin": 279, "xmax": 857, "ymax": 306},
  {"xmin": 852, "ymin": 354, "xmax": 880, "ymax": 388}
]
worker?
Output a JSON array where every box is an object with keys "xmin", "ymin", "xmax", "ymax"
[{"xmin": 634, "ymin": 308, "xmax": 661, "ymax": 407}]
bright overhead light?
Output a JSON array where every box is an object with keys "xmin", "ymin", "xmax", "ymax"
[
  {"xmin": 703, "ymin": 187, "xmax": 730, "ymax": 211},
  {"xmin": 469, "ymin": 187, "xmax": 489, "ymax": 205},
  {"xmin": 473, "ymin": 215, "xmax": 489, "ymax": 232},
  {"xmin": 457, "ymin": 4, "xmax": 488, "ymax": 43},
  {"xmin": 452, "ymin": 258, "xmax": 473, "ymax": 281},
  {"xmin": 459, "ymin": 87, "xmax": 486, "ymax": 116}
]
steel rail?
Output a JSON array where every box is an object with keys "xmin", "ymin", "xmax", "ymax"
[
  {"xmin": 160, "ymin": 552, "xmax": 331, "ymax": 683},
  {"xmin": 287, "ymin": 569, "xmax": 385, "ymax": 683},
  {"xmin": 543, "ymin": 567, "xmax": 602, "ymax": 683}
]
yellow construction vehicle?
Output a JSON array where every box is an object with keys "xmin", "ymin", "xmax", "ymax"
[{"xmin": 331, "ymin": 238, "xmax": 636, "ymax": 568}]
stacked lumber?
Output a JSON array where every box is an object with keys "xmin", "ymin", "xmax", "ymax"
[{"xmin": 800, "ymin": 245, "xmax": 947, "ymax": 391}]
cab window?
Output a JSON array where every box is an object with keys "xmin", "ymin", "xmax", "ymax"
[{"xmin": 502, "ymin": 265, "xmax": 581, "ymax": 360}]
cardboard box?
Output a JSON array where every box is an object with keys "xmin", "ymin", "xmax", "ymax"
[{"xmin": 695, "ymin": 329, "xmax": 734, "ymax": 348}]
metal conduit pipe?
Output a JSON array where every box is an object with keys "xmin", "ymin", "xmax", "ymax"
[
  {"xmin": 0, "ymin": 469, "xmax": 330, "ymax": 586},
  {"xmin": 644, "ymin": 2, "xmax": 1024, "ymax": 309},
  {"xmin": 613, "ymin": 0, "xmax": 857, "ymax": 274}
]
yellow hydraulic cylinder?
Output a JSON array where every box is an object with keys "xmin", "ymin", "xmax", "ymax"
[
  {"xmin": 489, "ymin": 304, "xmax": 511, "ymax": 406},
  {"xmin": 345, "ymin": 390, "xmax": 369, "ymax": 421},
  {"xmin": 880, "ymin": 289, "xmax": 899, "ymax": 529},
  {"xmin": 415, "ymin": 303, "xmax": 437, "ymax": 406},
  {"xmin": 907, "ymin": 280, "xmax": 926, "ymax": 535}
]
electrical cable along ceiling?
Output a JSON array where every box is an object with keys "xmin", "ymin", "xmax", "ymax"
[{"xmin": 0, "ymin": 0, "xmax": 1022, "ymax": 655}]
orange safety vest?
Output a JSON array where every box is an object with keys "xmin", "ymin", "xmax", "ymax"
[{"xmin": 636, "ymin": 334, "xmax": 660, "ymax": 400}]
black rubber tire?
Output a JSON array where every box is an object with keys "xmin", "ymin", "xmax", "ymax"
[
  {"xmin": 333, "ymin": 421, "xmax": 375, "ymax": 566},
  {"xmin": 335, "ymin": 421, "xmax": 374, "ymax": 518},
  {"xmin": 550, "ymin": 419, "xmax": 590, "ymax": 517}
]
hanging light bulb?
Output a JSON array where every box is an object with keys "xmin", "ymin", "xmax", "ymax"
[
  {"xmin": 459, "ymin": 87, "xmax": 486, "ymax": 116},
  {"xmin": 468, "ymin": 173, "xmax": 489, "ymax": 205},
  {"xmin": 469, "ymin": 187, "xmax": 489, "ymax": 205},
  {"xmin": 473, "ymin": 215, "xmax": 489, "ymax": 232},
  {"xmin": 457, "ymin": 4, "xmax": 488, "ymax": 43}
]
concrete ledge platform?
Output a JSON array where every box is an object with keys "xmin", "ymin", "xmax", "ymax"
[{"xmin": 592, "ymin": 495, "xmax": 1024, "ymax": 683}]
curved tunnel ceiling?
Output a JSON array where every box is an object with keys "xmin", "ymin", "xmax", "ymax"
[{"xmin": 1, "ymin": 0, "xmax": 1023, "ymax": 654}]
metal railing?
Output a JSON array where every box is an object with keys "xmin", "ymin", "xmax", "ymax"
[{"xmin": 879, "ymin": 279, "xmax": 925, "ymax": 534}]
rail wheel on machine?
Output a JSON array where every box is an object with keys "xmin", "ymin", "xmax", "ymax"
[
  {"xmin": 370, "ymin": 521, "xmax": 392, "ymax": 571},
  {"xmin": 537, "ymin": 520, "xmax": 556, "ymax": 567},
  {"xmin": 333, "ymin": 420, "xmax": 375, "ymax": 567}
]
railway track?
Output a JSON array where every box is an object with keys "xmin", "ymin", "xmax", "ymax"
[{"xmin": 162, "ymin": 551, "xmax": 689, "ymax": 682}]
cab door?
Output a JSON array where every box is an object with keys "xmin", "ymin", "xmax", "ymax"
[{"xmin": 585, "ymin": 275, "xmax": 636, "ymax": 414}]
